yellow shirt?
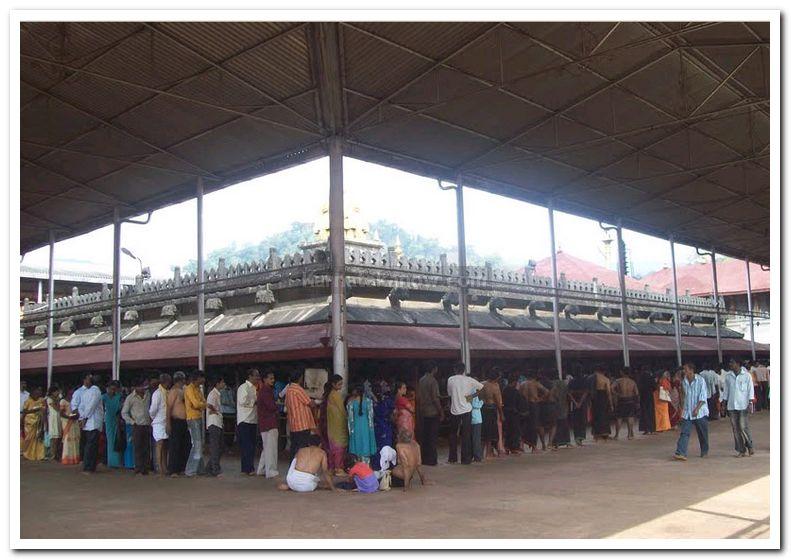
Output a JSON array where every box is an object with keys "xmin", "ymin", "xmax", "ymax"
[{"xmin": 184, "ymin": 384, "xmax": 207, "ymax": 421}]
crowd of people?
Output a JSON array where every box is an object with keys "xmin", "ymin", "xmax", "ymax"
[{"xmin": 19, "ymin": 357, "xmax": 768, "ymax": 492}]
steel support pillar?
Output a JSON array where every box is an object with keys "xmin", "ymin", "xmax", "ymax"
[
  {"xmin": 197, "ymin": 177, "xmax": 205, "ymax": 372},
  {"xmin": 36, "ymin": 280, "xmax": 43, "ymax": 304},
  {"xmin": 455, "ymin": 174, "xmax": 471, "ymax": 374},
  {"xmin": 328, "ymin": 137, "xmax": 348, "ymax": 389},
  {"xmin": 547, "ymin": 205, "xmax": 563, "ymax": 379},
  {"xmin": 615, "ymin": 224, "xmax": 630, "ymax": 367},
  {"xmin": 669, "ymin": 237, "xmax": 683, "ymax": 367},
  {"xmin": 111, "ymin": 208, "xmax": 121, "ymax": 381},
  {"xmin": 45, "ymin": 230, "xmax": 55, "ymax": 390},
  {"xmin": 710, "ymin": 251, "xmax": 723, "ymax": 364},
  {"xmin": 745, "ymin": 258, "xmax": 756, "ymax": 361}
]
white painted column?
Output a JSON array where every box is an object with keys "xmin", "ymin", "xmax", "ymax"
[
  {"xmin": 329, "ymin": 137, "xmax": 348, "ymax": 390},
  {"xmin": 455, "ymin": 174, "xmax": 471, "ymax": 373},
  {"xmin": 548, "ymin": 204, "xmax": 563, "ymax": 379},
  {"xmin": 669, "ymin": 237, "xmax": 683, "ymax": 367}
]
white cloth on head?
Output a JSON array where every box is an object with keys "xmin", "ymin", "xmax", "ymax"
[
  {"xmin": 378, "ymin": 445, "xmax": 397, "ymax": 471},
  {"xmin": 286, "ymin": 458, "xmax": 319, "ymax": 492}
]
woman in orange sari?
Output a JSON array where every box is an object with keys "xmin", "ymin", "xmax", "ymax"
[
  {"xmin": 393, "ymin": 382, "xmax": 415, "ymax": 438},
  {"xmin": 21, "ymin": 387, "xmax": 46, "ymax": 461},
  {"xmin": 654, "ymin": 371, "xmax": 672, "ymax": 432},
  {"xmin": 60, "ymin": 388, "xmax": 81, "ymax": 465}
]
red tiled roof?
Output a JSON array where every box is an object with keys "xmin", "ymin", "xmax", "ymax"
[
  {"xmin": 641, "ymin": 258, "xmax": 770, "ymax": 297},
  {"xmin": 21, "ymin": 323, "xmax": 768, "ymax": 372},
  {"xmin": 533, "ymin": 251, "xmax": 647, "ymax": 290}
]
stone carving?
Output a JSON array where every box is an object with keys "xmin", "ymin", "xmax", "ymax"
[
  {"xmin": 123, "ymin": 309, "xmax": 139, "ymax": 323},
  {"xmin": 34, "ymin": 324, "xmax": 47, "ymax": 336},
  {"xmin": 388, "ymin": 287, "xmax": 410, "ymax": 309},
  {"xmin": 441, "ymin": 291, "xmax": 459, "ymax": 312},
  {"xmin": 161, "ymin": 304, "xmax": 179, "ymax": 319},
  {"xmin": 59, "ymin": 319, "xmax": 75, "ymax": 333},
  {"xmin": 255, "ymin": 284, "xmax": 276, "ymax": 305},
  {"xmin": 90, "ymin": 314, "xmax": 104, "ymax": 328},
  {"xmin": 205, "ymin": 297, "xmax": 223, "ymax": 312}
]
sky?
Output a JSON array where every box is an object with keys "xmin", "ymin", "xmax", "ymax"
[{"xmin": 21, "ymin": 157, "xmax": 703, "ymax": 282}]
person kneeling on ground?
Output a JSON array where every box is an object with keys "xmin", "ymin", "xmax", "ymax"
[
  {"xmin": 391, "ymin": 429, "xmax": 431, "ymax": 492},
  {"xmin": 338, "ymin": 457, "xmax": 379, "ymax": 493},
  {"xmin": 278, "ymin": 436, "xmax": 341, "ymax": 493}
]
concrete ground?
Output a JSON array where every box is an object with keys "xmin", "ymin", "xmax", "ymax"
[{"xmin": 20, "ymin": 412, "xmax": 770, "ymax": 540}]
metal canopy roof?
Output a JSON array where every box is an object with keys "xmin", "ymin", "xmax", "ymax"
[{"xmin": 20, "ymin": 21, "xmax": 770, "ymax": 263}]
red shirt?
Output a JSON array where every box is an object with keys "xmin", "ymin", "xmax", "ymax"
[
  {"xmin": 348, "ymin": 462, "xmax": 374, "ymax": 479},
  {"xmin": 256, "ymin": 384, "xmax": 278, "ymax": 432}
]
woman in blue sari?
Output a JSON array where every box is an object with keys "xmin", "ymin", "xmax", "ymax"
[
  {"xmin": 346, "ymin": 384, "xmax": 376, "ymax": 463},
  {"xmin": 102, "ymin": 381, "xmax": 124, "ymax": 468},
  {"xmin": 124, "ymin": 404, "xmax": 135, "ymax": 469}
]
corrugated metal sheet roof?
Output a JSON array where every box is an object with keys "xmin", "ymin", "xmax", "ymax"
[{"xmin": 20, "ymin": 21, "xmax": 771, "ymax": 266}]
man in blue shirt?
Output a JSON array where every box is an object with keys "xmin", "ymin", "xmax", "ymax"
[
  {"xmin": 673, "ymin": 363, "xmax": 709, "ymax": 461},
  {"xmin": 720, "ymin": 358, "xmax": 755, "ymax": 457}
]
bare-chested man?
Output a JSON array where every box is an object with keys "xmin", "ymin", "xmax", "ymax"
[
  {"xmin": 613, "ymin": 367, "xmax": 640, "ymax": 440},
  {"xmin": 591, "ymin": 367, "xmax": 614, "ymax": 441},
  {"xmin": 479, "ymin": 368, "xmax": 504, "ymax": 459},
  {"xmin": 391, "ymin": 429, "xmax": 430, "ymax": 492},
  {"xmin": 519, "ymin": 372, "xmax": 549, "ymax": 452},
  {"xmin": 278, "ymin": 437, "xmax": 340, "ymax": 493}
]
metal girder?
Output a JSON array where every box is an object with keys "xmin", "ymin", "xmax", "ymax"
[
  {"xmin": 620, "ymin": 155, "xmax": 770, "ymax": 218},
  {"xmin": 21, "ymin": 209, "xmax": 72, "ymax": 232},
  {"xmin": 22, "ymin": 55, "xmax": 321, "ymax": 138},
  {"xmin": 22, "ymin": 78, "xmax": 221, "ymax": 180},
  {"xmin": 468, "ymin": 100, "xmax": 767, "ymax": 173},
  {"xmin": 643, "ymin": 22, "xmax": 769, "ymax": 118},
  {"xmin": 457, "ymin": 47, "xmax": 678, "ymax": 172},
  {"xmin": 589, "ymin": 22, "xmax": 621, "ymax": 55},
  {"xmin": 143, "ymin": 22, "xmax": 319, "ymax": 132},
  {"xmin": 349, "ymin": 21, "xmax": 723, "ymax": 138},
  {"xmin": 21, "ymin": 24, "xmax": 147, "ymax": 111},
  {"xmin": 21, "ymin": 157, "xmax": 138, "ymax": 211},
  {"xmin": 21, "ymin": 139, "xmax": 216, "ymax": 179},
  {"xmin": 689, "ymin": 46, "xmax": 761, "ymax": 116},
  {"xmin": 504, "ymin": 24, "xmax": 767, "ymax": 196},
  {"xmin": 344, "ymin": 22, "xmax": 501, "ymax": 131},
  {"xmin": 310, "ymin": 23, "xmax": 346, "ymax": 135}
]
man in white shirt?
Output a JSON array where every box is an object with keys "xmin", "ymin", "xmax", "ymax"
[
  {"xmin": 445, "ymin": 362, "xmax": 483, "ymax": 465},
  {"xmin": 71, "ymin": 377, "xmax": 89, "ymax": 461},
  {"xmin": 206, "ymin": 376, "xmax": 226, "ymax": 477},
  {"xmin": 237, "ymin": 368, "xmax": 260, "ymax": 475},
  {"xmin": 720, "ymin": 358, "xmax": 755, "ymax": 457},
  {"xmin": 148, "ymin": 373, "xmax": 172, "ymax": 478},
  {"xmin": 78, "ymin": 376, "xmax": 104, "ymax": 474}
]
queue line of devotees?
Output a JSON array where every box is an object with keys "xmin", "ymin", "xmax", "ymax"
[{"xmin": 20, "ymin": 357, "xmax": 767, "ymax": 493}]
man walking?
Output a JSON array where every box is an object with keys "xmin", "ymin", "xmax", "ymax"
[
  {"xmin": 256, "ymin": 371, "xmax": 280, "ymax": 478},
  {"xmin": 237, "ymin": 368, "xmax": 260, "ymax": 475},
  {"xmin": 149, "ymin": 373, "xmax": 171, "ymax": 478},
  {"xmin": 205, "ymin": 376, "xmax": 225, "ymax": 477},
  {"xmin": 184, "ymin": 371, "xmax": 207, "ymax": 477},
  {"xmin": 446, "ymin": 362, "xmax": 483, "ymax": 465},
  {"xmin": 673, "ymin": 364, "xmax": 709, "ymax": 461},
  {"xmin": 121, "ymin": 377, "xmax": 152, "ymax": 475},
  {"xmin": 721, "ymin": 358, "xmax": 755, "ymax": 458},
  {"xmin": 417, "ymin": 362, "xmax": 444, "ymax": 466},
  {"xmin": 78, "ymin": 374, "xmax": 104, "ymax": 474}
]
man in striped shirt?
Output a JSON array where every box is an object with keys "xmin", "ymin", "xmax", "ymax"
[{"xmin": 285, "ymin": 370, "xmax": 317, "ymax": 459}]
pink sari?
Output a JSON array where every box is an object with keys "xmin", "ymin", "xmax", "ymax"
[{"xmin": 394, "ymin": 396, "xmax": 415, "ymax": 437}]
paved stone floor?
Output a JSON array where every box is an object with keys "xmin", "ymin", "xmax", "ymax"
[{"xmin": 19, "ymin": 412, "xmax": 770, "ymax": 540}]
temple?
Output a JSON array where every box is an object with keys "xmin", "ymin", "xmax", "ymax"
[{"xmin": 19, "ymin": 208, "xmax": 768, "ymax": 385}]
